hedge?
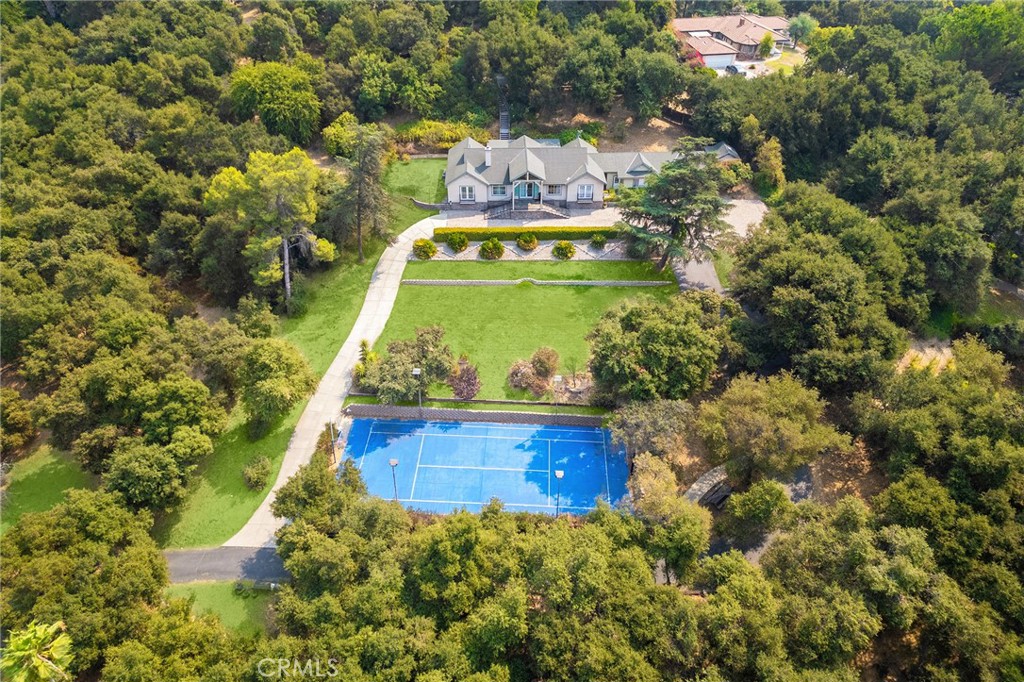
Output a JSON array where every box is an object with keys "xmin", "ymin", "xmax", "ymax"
[{"xmin": 433, "ymin": 226, "xmax": 619, "ymax": 243}]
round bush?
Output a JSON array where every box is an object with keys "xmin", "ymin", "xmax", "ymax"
[
  {"xmin": 479, "ymin": 237, "xmax": 505, "ymax": 260},
  {"xmin": 413, "ymin": 238, "xmax": 437, "ymax": 260},
  {"xmin": 516, "ymin": 232, "xmax": 539, "ymax": 251},
  {"xmin": 552, "ymin": 240, "xmax": 576, "ymax": 260},
  {"xmin": 507, "ymin": 360, "xmax": 535, "ymax": 390},
  {"xmin": 243, "ymin": 456, "xmax": 272, "ymax": 490},
  {"xmin": 531, "ymin": 347, "xmax": 559, "ymax": 379},
  {"xmin": 446, "ymin": 232, "xmax": 469, "ymax": 253},
  {"xmin": 590, "ymin": 233, "xmax": 607, "ymax": 249}
]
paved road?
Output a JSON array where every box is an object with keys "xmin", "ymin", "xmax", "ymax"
[
  {"xmin": 222, "ymin": 214, "xmax": 445, "ymax": 548},
  {"xmin": 164, "ymin": 547, "xmax": 290, "ymax": 584}
]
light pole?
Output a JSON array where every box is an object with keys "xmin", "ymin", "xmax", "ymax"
[
  {"xmin": 554, "ymin": 469, "xmax": 565, "ymax": 517},
  {"xmin": 389, "ymin": 458, "xmax": 399, "ymax": 501},
  {"xmin": 411, "ymin": 367, "xmax": 422, "ymax": 409},
  {"xmin": 552, "ymin": 375, "xmax": 563, "ymax": 405}
]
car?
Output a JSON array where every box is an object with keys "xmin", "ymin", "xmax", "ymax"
[{"xmin": 725, "ymin": 64, "xmax": 739, "ymax": 75}]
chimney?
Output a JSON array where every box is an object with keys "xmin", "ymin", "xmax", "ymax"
[{"xmin": 484, "ymin": 145, "xmax": 492, "ymax": 168}]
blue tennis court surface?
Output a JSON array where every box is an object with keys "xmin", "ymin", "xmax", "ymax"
[{"xmin": 343, "ymin": 418, "xmax": 630, "ymax": 514}]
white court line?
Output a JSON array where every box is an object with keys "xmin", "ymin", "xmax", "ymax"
[
  {"xmin": 601, "ymin": 432, "xmax": 611, "ymax": 495},
  {"xmin": 398, "ymin": 496, "xmax": 599, "ymax": 512},
  {"xmin": 409, "ymin": 435, "xmax": 425, "ymax": 498},
  {"xmin": 356, "ymin": 423, "xmax": 374, "ymax": 470},
  {"xmin": 418, "ymin": 464, "xmax": 550, "ymax": 473},
  {"xmin": 369, "ymin": 431, "xmax": 603, "ymax": 445},
  {"xmin": 547, "ymin": 440, "xmax": 552, "ymax": 506},
  {"xmin": 403, "ymin": 421, "xmax": 602, "ymax": 435}
]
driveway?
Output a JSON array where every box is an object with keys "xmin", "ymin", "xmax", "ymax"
[
  {"xmin": 222, "ymin": 214, "xmax": 446, "ymax": 548},
  {"xmin": 164, "ymin": 547, "xmax": 290, "ymax": 584}
]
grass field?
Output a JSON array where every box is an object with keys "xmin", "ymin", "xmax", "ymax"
[
  {"xmin": 922, "ymin": 287, "xmax": 1024, "ymax": 339},
  {"xmin": 0, "ymin": 445, "xmax": 94, "ymax": 535},
  {"xmin": 165, "ymin": 582, "xmax": 272, "ymax": 636},
  {"xmin": 385, "ymin": 158, "xmax": 446, "ymax": 232},
  {"xmin": 765, "ymin": 48, "xmax": 805, "ymax": 76},
  {"xmin": 375, "ymin": 279, "xmax": 675, "ymax": 400},
  {"xmin": 711, "ymin": 251, "xmax": 735, "ymax": 289},
  {"xmin": 404, "ymin": 260, "xmax": 675, "ymax": 281},
  {"xmin": 159, "ymin": 161, "xmax": 448, "ymax": 548}
]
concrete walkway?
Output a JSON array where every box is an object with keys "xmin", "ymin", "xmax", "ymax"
[{"xmin": 222, "ymin": 214, "xmax": 446, "ymax": 548}]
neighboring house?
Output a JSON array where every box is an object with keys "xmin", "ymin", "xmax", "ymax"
[
  {"xmin": 444, "ymin": 136, "xmax": 739, "ymax": 211},
  {"xmin": 705, "ymin": 141, "xmax": 742, "ymax": 164},
  {"xmin": 681, "ymin": 32, "xmax": 738, "ymax": 69},
  {"xmin": 672, "ymin": 13, "xmax": 791, "ymax": 61}
]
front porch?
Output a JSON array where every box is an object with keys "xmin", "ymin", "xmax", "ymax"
[{"xmin": 445, "ymin": 205, "xmax": 624, "ymax": 228}]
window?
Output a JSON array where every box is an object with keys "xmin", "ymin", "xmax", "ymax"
[
  {"xmin": 636, "ymin": 178, "xmax": 646, "ymax": 187},
  {"xmin": 545, "ymin": 184, "xmax": 563, "ymax": 195},
  {"xmin": 577, "ymin": 184, "xmax": 594, "ymax": 201},
  {"xmin": 490, "ymin": 185, "xmax": 506, "ymax": 196},
  {"xmin": 459, "ymin": 186, "xmax": 475, "ymax": 202}
]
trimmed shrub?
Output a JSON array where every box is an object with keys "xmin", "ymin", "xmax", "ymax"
[
  {"xmin": 508, "ymin": 359, "xmax": 549, "ymax": 397},
  {"xmin": 448, "ymin": 356, "xmax": 481, "ymax": 400},
  {"xmin": 433, "ymin": 226, "xmax": 618, "ymax": 243},
  {"xmin": 552, "ymin": 240, "xmax": 576, "ymax": 260},
  {"xmin": 446, "ymin": 232, "xmax": 469, "ymax": 253},
  {"xmin": 413, "ymin": 238, "xmax": 437, "ymax": 260},
  {"xmin": 243, "ymin": 456, "xmax": 272, "ymax": 490},
  {"xmin": 590, "ymin": 233, "xmax": 607, "ymax": 249},
  {"xmin": 531, "ymin": 347, "xmax": 559, "ymax": 379},
  {"xmin": 516, "ymin": 232, "xmax": 539, "ymax": 251},
  {"xmin": 479, "ymin": 237, "xmax": 505, "ymax": 260}
]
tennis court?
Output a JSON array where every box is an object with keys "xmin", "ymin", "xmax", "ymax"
[{"xmin": 343, "ymin": 418, "xmax": 629, "ymax": 514}]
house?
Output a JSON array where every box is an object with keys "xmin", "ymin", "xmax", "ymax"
[
  {"xmin": 705, "ymin": 141, "xmax": 742, "ymax": 164},
  {"xmin": 444, "ymin": 136, "xmax": 677, "ymax": 210},
  {"xmin": 672, "ymin": 13, "xmax": 790, "ymax": 61},
  {"xmin": 444, "ymin": 136, "xmax": 740, "ymax": 211}
]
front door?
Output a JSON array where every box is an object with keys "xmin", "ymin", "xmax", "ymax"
[{"xmin": 514, "ymin": 182, "xmax": 537, "ymax": 199}]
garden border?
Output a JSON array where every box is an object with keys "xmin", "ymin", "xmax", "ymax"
[{"xmin": 433, "ymin": 226, "xmax": 620, "ymax": 242}]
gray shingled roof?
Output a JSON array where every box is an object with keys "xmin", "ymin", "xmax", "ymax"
[{"xmin": 445, "ymin": 136, "xmax": 679, "ymax": 187}]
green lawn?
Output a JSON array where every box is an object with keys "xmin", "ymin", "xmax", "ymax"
[
  {"xmin": 384, "ymin": 158, "xmax": 446, "ymax": 203},
  {"xmin": 165, "ymin": 582, "xmax": 272, "ymax": 636},
  {"xmin": 385, "ymin": 158, "xmax": 446, "ymax": 232},
  {"xmin": 765, "ymin": 48, "xmax": 805, "ymax": 76},
  {"xmin": 159, "ymin": 161, "xmax": 449, "ymax": 548},
  {"xmin": 922, "ymin": 287, "xmax": 1024, "ymax": 339},
  {"xmin": 711, "ymin": 251, "xmax": 735, "ymax": 289},
  {"xmin": 0, "ymin": 445, "xmax": 95, "ymax": 535},
  {"xmin": 375, "ymin": 281, "xmax": 675, "ymax": 400},
  {"xmin": 404, "ymin": 260, "xmax": 676, "ymax": 282}
]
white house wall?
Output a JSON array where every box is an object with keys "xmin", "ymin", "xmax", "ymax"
[
  {"xmin": 447, "ymin": 176, "xmax": 489, "ymax": 208},
  {"xmin": 703, "ymin": 53, "xmax": 735, "ymax": 68},
  {"xmin": 567, "ymin": 175, "xmax": 605, "ymax": 207}
]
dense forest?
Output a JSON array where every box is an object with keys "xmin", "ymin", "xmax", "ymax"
[{"xmin": 1, "ymin": 1, "xmax": 1023, "ymax": 680}]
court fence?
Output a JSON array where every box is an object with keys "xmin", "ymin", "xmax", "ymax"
[{"xmin": 343, "ymin": 403, "xmax": 605, "ymax": 428}]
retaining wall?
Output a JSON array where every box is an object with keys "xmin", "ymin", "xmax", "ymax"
[{"xmin": 344, "ymin": 403, "xmax": 604, "ymax": 427}]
